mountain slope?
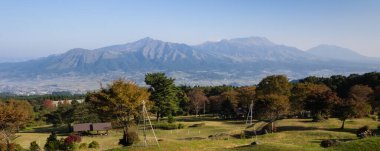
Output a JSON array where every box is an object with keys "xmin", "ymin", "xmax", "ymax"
[
  {"xmin": 0, "ymin": 37, "xmax": 379, "ymax": 93},
  {"xmin": 195, "ymin": 37, "xmax": 319, "ymax": 63},
  {"xmin": 307, "ymin": 45, "xmax": 379, "ymax": 63}
]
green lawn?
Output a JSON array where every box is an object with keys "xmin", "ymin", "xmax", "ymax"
[{"xmin": 15, "ymin": 117, "xmax": 379, "ymax": 151}]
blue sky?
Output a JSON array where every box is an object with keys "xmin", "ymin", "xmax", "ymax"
[{"xmin": 0, "ymin": 0, "xmax": 379, "ymax": 58}]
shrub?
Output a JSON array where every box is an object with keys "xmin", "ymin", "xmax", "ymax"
[
  {"xmin": 120, "ymin": 130, "xmax": 140, "ymax": 146},
  {"xmin": 312, "ymin": 114, "xmax": 325, "ymax": 122},
  {"xmin": 44, "ymin": 132, "xmax": 60, "ymax": 151},
  {"xmin": 69, "ymin": 143, "xmax": 79, "ymax": 151},
  {"xmin": 79, "ymin": 143, "xmax": 87, "ymax": 149},
  {"xmin": 154, "ymin": 122, "xmax": 185, "ymax": 130},
  {"xmin": 321, "ymin": 139, "xmax": 340, "ymax": 148},
  {"xmin": 64, "ymin": 135, "xmax": 81, "ymax": 144},
  {"xmin": 88, "ymin": 141, "xmax": 99, "ymax": 149},
  {"xmin": 177, "ymin": 123, "xmax": 186, "ymax": 129},
  {"xmin": 167, "ymin": 115, "xmax": 176, "ymax": 123},
  {"xmin": 357, "ymin": 125, "xmax": 374, "ymax": 138},
  {"xmin": 30, "ymin": 141, "xmax": 41, "ymax": 151}
]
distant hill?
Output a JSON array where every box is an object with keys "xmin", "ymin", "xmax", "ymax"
[
  {"xmin": 0, "ymin": 37, "xmax": 379, "ymax": 93},
  {"xmin": 307, "ymin": 44, "xmax": 380, "ymax": 64}
]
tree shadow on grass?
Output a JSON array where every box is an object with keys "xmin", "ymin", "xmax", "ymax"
[
  {"xmin": 276, "ymin": 126, "xmax": 319, "ymax": 132},
  {"xmin": 310, "ymin": 138, "xmax": 356, "ymax": 144},
  {"xmin": 322, "ymin": 128, "xmax": 357, "ymax": 134},
  {"xmin": 19, "ymin": 125, "xmax": 70, "ymax": 134}
]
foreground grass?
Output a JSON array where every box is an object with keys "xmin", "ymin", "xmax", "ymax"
[{"xmin": 15, "ymin": 117, "xmax": 379, "ymax": 151}]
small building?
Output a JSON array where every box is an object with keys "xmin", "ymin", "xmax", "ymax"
[
  {"xmin": 92, "ymin": 123, "xmax": 112, "ymax": 131},
  {"xmin": 72, "ymin": 122, "xmax": 112, "ymax": 135},
  {"xmin": 73, "ymin": 123, "xmax": 91, "ymax": 132}
]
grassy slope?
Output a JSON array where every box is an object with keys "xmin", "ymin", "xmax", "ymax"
[
  {"xmin": 330, "ymin": 137, "xmax": 380, "ymax": 151},
  {"xmin": 15, "ymin": 117, "xmax": 379, "ymax": 151}
]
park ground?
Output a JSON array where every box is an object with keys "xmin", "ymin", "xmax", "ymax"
[{"xmin": 15, "ymin": 116, "xmax": 380, "ymax": 151}]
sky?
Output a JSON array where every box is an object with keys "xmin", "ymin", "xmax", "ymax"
[{"xmin": 0, "ymin": 0, "xmax": 379, "ymax": 59}]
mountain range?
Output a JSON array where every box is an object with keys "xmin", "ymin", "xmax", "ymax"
[{"xmin": 0, "ymin": 37, "xmax": 379, "ymax": 94}]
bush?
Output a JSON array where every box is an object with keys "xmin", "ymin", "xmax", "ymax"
[
  {"xmin": 119, "ymin": 130, "xmax": 140, "ymax": 146},
  {"xmin": 88, "ymin": 141, "xmax": 99, "ymax": 149},
  {"xmin": 67, "ymin": 143, "xmax": 79, "ymax": 151},
  {"xmin": 154, "ymin": 122, "xmax": 185, "ymax": 130},
  {"xmin": 321, "ymin": 139, "xmax": 340, "ymax": 148},
  {"xmin": 167, "ymin": 115, "xmax": 176, "ymax": 123},
  {"xmin": 79, "ymin": 143, "xmax": 87, "ymax": 149},
  {"xmin": 44, "ymin": 132, "xmax": 60, "ymax": 151},
  {"xmin": 30, "ymin": 141, "xmax": 41, "ymax": 151},
  {"xmin": 64, "ymin": 135, "xmax": 81, "ymax": 144},
  {"xmin": 357, "ymin": 125, "xmax": 374, "ymax": 138},
  {"xmin": 312, "ymin": 114, "xmax": 325, "ymax": 122},
  {"xmin": 177, "ymin": 123, "xmax": 186, "ymax": 129}
]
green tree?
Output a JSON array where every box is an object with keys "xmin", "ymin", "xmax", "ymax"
[
  {"xmin": 254, "ymin": 94, "xmax": 290, "ymax": 132},
  {"xmin": 45, "ymin": 104, "xmax": 73, "ymax": 131},
  {"xmin": 177, "ymin": 90, "xmax": 190, "ymax": 115},
  {"xmin": 305, "ymin": 91, "xmax": 341, "ymax": 121},
  {"xmin": 219, "ymin": 90, "xmax": 239, "ymax": 119},
  {"xmin": 71, "ymin": 102, "xmax": 100, "ymax": 124},
  {"xmin": 44, "ymin": 132, "xmax": 60, "ymax": 151},
  {"xmin": 334, "ymin": 97, "xmax": 370, "ymax": 129},
  {"xmin": 290, "ymin": 83, "xmax": 330, "ymax": 115},
  {"xmin": 256, "ymin": 75, "xmax": 292, "ymax": 97},
  {"xmin": 145, "ymin": 73, "xmax": 179, "ymax": 121}
]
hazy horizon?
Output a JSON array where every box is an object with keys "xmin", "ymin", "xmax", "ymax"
[{"xmin": 1, "ymin": 0, "xmax": 379, "ymax": 58}]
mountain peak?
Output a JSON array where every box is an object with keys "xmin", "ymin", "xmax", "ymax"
[{"xmin": 307, "ymin": 44, "xmax": 370, "ymax": 62}]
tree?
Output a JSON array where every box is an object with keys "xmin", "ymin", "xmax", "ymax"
[
  {"xmin": 86, "ymin": 79, "xmax": 150, "ymax": 125},
  {"xmin": 254, "ymin": 94, "xmax": 290, "ymax": 121},
  {"xmin": 305, "ymin": 91, "xmax": 341, "ymax": 121},
  {"xmin": 254, "ymin": 75, "xmax": 292, "ymax": 132},
  {"xmin": 0, "ymin": 100, "xmax": 34, "ymax": 131},
  {"xmin": 71, "ymin": 102, "xmax": 100, "ymax": 124},
  {"xmin": 44, "ymin": 132, "xmax": 60, "ymax": 151},
  {"xmin": 177, "ymin": 90, "xmax": 191, "ymax": 115},
  {"xmin": 256, "ymin": 75, "xmax": 292, "ymax": 97},
  {"xmin": 219, "ymin": 90, "xmax": 239, "ymax": 119},
  {"xmin": 43, "ymin": 99, "xmax": 56, "ymax": 111},
  {"xmin": 145, "ymin": 73, "xmax": 179, "ymax": 121},
  {"xmin": 187, "ymin": 88, "xmax": 208, "ymax": 117},
  {"xmin": 208, "ymin": 95, "xmax": 223, "ymax": 116},
  {"xmin": 348, "ymin": 85, "xmax": 374, "ymax": 103},
  {"xmin": 335, "ymin": 99, "xmax": 359, "ymax": 129},
  {"xmin": 373, "ymin": 86, "xmax": 380, "ymax": 113},
  {"xmin": 45, "ymin": 103, "xmax": 73, "ymax": 130},
  {"xmin": 0, "ymin": 100, "xmax": 33, "ymax": 149},
  {"xmin": 86, "ymin": 79, "xmax": 150, "ymax": 146},
  {"xmin": 236, "ymin": 86, "xmax": 256, "ymax": 115},
  {"xmin": 290, "ymin": 83, "xmax": 330, "ymax": 115},
  {"xmin": 335, "ymin": 85, "xmax": 373, "ymax": 128}
]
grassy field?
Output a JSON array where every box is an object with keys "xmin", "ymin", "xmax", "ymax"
[{"xmin": 15, "ymin": 116, "xmax": 379, "ymax": 151}]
